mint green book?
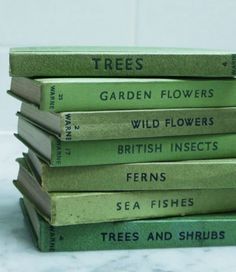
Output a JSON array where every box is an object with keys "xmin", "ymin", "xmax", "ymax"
[
  {"xmin": 18, "ymin": 102, "xmax": 236, "ymax": 141},
  {"xmin": 14, "ymin": 165, "xmax": 236, "ymax": 225},
  {"xmin": 21, "ymin": 150, "xmax": 236, "ymax": 192},
  {"xmin": 20, "ymin": 198, "xmax": 236, "ymax": 252},
  {"xmin": 9, "ymin": 47, "xmax": 236, "ymax": 77},
  {"xmin": 17, "ymin": 117, "xmax": 236, "ymax": 166},
  {"xmin": 9, "ymin": 77, "xmax": 236, "ymax": 112}
]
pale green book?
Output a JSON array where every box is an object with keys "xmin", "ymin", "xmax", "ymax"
[
  {"xmin": 14, "ymin": 163, "xmax": 236, "ymax": 225},
  {"xmin": 9, "ymin": 46, "xmax": 236, "ymax": 77},
  {"xmin": 9, "ymin": 77, "xmax": 236, "ymax": 112},
  {"xmin": 20, "ymin": 150, "xmax": 236, "ymax": 192},
  {"xmin": 18, "ymin": 102, "xmax": 236, "ymax": 141}
]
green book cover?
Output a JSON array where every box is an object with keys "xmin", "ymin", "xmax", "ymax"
[
  {"xmin": 14, "ymin": 168, "xmax": 236, "ymax": 225},
  {"xmin": 20, "ymin": 198, "xmax": 236, "ymax": 252},
  {"xmin": 9, "ymin": 46, "xmax": 236, "ymax": 77},
  {"xmin": 9, "ymin": 77, "xmax": 236, "ymax": 112},
  {"xmin": 21, "ymin": 151, "xmax": 236, "ymax": 192},
  {"xmin": 17, "ymin": 117, "xmax": 236, "ymax": 166},
  {"xmin": 18, "ymin": 102, "xmax": 236, "ymax": 141}
]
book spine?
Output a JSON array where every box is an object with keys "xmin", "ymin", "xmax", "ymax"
[
  {"xmin": 51, "ymin": 133, "xmax": 236, "ymax": 166},
  {"xmin": 40, "ymin": 217, "xmax": 236, "ymax": 251},
  {"xmin": 42, "ymin": 160, "xmax": 236, "ymax": 191},
  {"xmin": 60, "ymin": 107, "xmax": 236, "ymax": 141},
  {"xmin": 40, "ymin": 79, "xmax": 236, "ymax": 112},
  {"xmin": 42, "ymin": 224, "xmax": 57, "ymax": 252},
  {"xmin": 41, "ymin": 84, "xmax": 55, "ymax": 112},
  {"xmin": 10, "ymin": 53, "xmax": 234, "ymax": 77},
  {"xmin": 51, "ymin": 189, "xmax": 236, "ymax": 225}
]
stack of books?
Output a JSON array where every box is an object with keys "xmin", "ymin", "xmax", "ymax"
[{"xmin": 9, "ymin": 47, "xmax": 236, "ymax": 251}]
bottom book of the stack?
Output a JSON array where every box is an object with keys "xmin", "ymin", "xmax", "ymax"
[{"xmin": 21, "ymin": 198, "xmax": 236, "ymax": 252}]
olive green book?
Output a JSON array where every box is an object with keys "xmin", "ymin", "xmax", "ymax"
[
  {"xmin": 21, "ymin": 150, "xmax": 236, "ymax": 191},
  {"xmin": 9, "ymin": 77, "xmax": 236, "ymax": 112},
  {"xmin": 9, "ymin": 46, "xmax": 236, "ymax": 77},
  {"xmin": 17, "ymin": 117, "xmax": 236, "ymax": 166},
  {"xmin": 20, "ymin": 198, "xmax": 236, "ymax": 252},
  {"xmin": 17, "ymin": 102, "xmax": 236, "ymax": 141},
  {"xmin": 14, "ymin": 167, "xmax": 236, "ymax": 225}
]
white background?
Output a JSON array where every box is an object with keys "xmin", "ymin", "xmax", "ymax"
[
  {"xmin": 1, "ymin": 0, "xmax": 236, "ymax": 132},
  {"xmin": 1, "ymin": 1, "xmax": 236, "ymax": 271}
]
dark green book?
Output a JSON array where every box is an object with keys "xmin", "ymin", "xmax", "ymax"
[
  {"xmin": 21, "ymin": 150, "xmax": 236, "ymax": 192},
  {"xmin": 17, "ymin": 117, "xmax": 236, "ymax": 166},
  {"xmin": 17, "ymin": 102, "xmax": 236, "ymax": 141},
  {"xmin": 9, "ymin": 47, "xmax": 236, "ymax": 77},
  {"xmin": 20, "ymin": 198, "xmax": 236, "ymax": 252},
  {"xmin": 9, "ymin": 77, "xmax": 236, "ymax": 112}
]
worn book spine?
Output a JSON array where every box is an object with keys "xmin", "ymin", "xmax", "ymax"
[
  {"xmin": 10, "ymin": 49, "xmax": 236, "ymax": 77},
  {"xmin": 21, "ymin": 188, "xmax": 236, "ymax": 225},
  {"xmin": 21, "ymin": 199, "xmax": 236, "ymax": 252},
  {"xmin": 14, "ymin": 78, "xmax": 236, "ymax": 112},
  {"xmin": 24, "ymin": 154, "xmax": 236, "ymax": 191},
  {"xmin": 22, "ymin": 105, "xmax": 236, "ymax": 141},
  {"xmin": 50, "ymin": 134, "xmax": 236, "ymax": 166}
]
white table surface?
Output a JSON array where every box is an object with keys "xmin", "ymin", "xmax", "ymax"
[{"xmin": 1, "ymin": 134, "xmax": 236, "ymax": 272}]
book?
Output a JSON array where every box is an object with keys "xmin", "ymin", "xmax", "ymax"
[
  {"xmin": 20, "ymin": 198, "xmax": 236, "ymax": 252},
  {"xmin": 9, "ymin": 46, "xmax": 236, "ymax": 77},
  {"xmin": 14, "ymin": 166, "xmax": 236, "ymax": 225},
  {"xmin": 9, "ymin": 77, "xmax": 236, "ymax": 112},
  {"xmin": 18, "ymin": 102, "xmax": 236, "ymax": 141},
  {"xmin": 22, "ymin": 150, "xmax": 236, "ymax": 192},
  {"xmin": 17, "ymin": 117, "xmax": 236, "ymax": 166}
]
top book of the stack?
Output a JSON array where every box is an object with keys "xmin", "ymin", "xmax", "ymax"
[{"xmin": 9, "ymin": 47, "xmax": 236, "ymax": 78}]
